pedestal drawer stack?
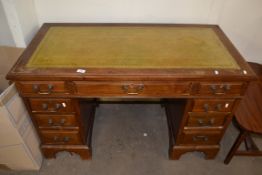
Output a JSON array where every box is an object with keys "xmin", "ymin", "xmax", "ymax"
[
  {"xmin": 17, "ymin": 81, "xmax": 96, "ymax": 159},
  {"xmin": 166, "ymin": 82, "xmax": 246, "ymax": 159}
]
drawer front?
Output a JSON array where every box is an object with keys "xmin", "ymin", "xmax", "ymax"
[
  {"xmin": 29, "ymin": 99, "xmax": 74, "ymax": 113},
  {"xmin": 192, "ymin": 99, "xmax": 235, "ymax": 112},
  {"xmin": 16, "ymin": 81, "xmax": 73, "ymax": 95},
  {"xmin": 74, "ymin": 81, "xmax": 191, "ymax": 97},
  {"xmin": 178, "ymin": 130, "xmax": 222, "ymax": 145},
  {"xmin": 40, "ymin": 130, "xmax": 82, "ymax": 145},
  {"xmin": 33, "ymin": 114, "xmax": 78, "ymax": 128},
  {"xmin": 196, "ymin": 82, "xmax": 245, "ymax": 96},
  {"xmin": 186, "ymin": 112, "xmax": 229, "ymax": 128}
]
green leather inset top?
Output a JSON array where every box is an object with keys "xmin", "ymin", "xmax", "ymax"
[{"xmin": 26, "ymin": 26, "xmax": 240, "ymax": 69}]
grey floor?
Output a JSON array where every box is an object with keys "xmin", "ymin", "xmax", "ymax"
[{"xmin": 1, "ymin": 104, "xmax": 262, "ymax": 175}]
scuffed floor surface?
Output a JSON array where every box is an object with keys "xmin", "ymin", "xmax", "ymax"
[{"xmin": 1, "ymin": 104, "xmax": 262, "ymax": 175}]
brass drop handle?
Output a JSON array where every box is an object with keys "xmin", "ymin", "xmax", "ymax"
[
  {"xmin": 53, "ymin": 136, "xmax": 70, "ymax": 142},
  {"xmin": 197, "ymin": 119, "xmax": 204, "ymax": 125},
  {"xmin": 193, "ymin": 136, "xmax": 209, "ymax": 142},
  {"xmin": 53, "ymin": 136, "xmax": 59, "ymax": 141},
  {"xmin": 60, "ymin": 118, "xmax": 66, "ymax": 125},
  {"xmin": 197, "ymin": 118, "xmax": 215, "ymax": 127},
  {"xmin": 223, "ymin": 84, "xmax": 231, "ymax": 91},
  {"xmin": 216, "ymin": 104, "xmax": 222, "ymax": 111},
  {"xmin": 203, "ymin": 104, "xmax": 209, "ymax": 112},
  {"xmin": 209, "ymin": 118, "xmax": 215, "ymax": 125},
  {"xmin": 32, "ymin": 84, "xmax": 39, "ymax": 93},
  {"xmin": 47, "ymin": 118, "xmax": 66, "ymax": 126},
  {"xmin": 42, "ymin": 103, "xmax": 64, "ymax": 112},
  {"xmin": 32, "ymin": 84, "xmax": 53, "ymax": 95},
  {"xmin": 42, "ymin": 103, "xmax": 48, "ymax": 110},
  {"xmin": 63, "ymin": 136, "xmax": 70, "ymax": 142},
  {"xmin": 48, "ymin": 118, "xmax": 53, "ymax": 125},
  {"xmin": 55, "ymin": 103, "xmax": 62, "ymax": 110},
  {"xmin": 210, "ymin": 84, "xmax": 229, "ymax": 95},
  {"xmin": 210, "ymin": 85, "xmax": 216, "ymax": 93},
  {"xmin": 122, "ymin": 84, "xmax": 144, "ymax": 95}
]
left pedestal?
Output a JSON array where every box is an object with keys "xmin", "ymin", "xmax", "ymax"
[{"xmin": 22, "ymin": 95, "xmax": 96, "ymax": 160}]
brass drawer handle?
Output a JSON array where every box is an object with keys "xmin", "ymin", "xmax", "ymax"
[
  {"xmin": 53, "ymin": 136, "xmax": 59, "ymax": 141},
  {"xmin": 41, "ymin": 103, "xmax": 63, "ymax": 112},
  {"xmin": 203, "ymin": 104, "xmax": 209, "ymax": 112},
  {"xmin": 203, "ymin": 103, "xmax": 223, "ymax": 112},
  {"xmin": 63, "ymin": 136, "xmax": 70, "ymax": 142},
  {"xmin": 42, "ymin": 103, "xmax": 48, "ymax": 110},
  {"xmin": 197, "ymin": 118, "xmax": 215, "ymax": 127},
  {"xmin": 47, "ymin": 118, "xmax": 66, "ymax": 126},
  {"xmin": 209, "ymin": 84, "xmax": 231, "ymax": 95},
  {"xmin": 122, "ymin": 84, "xmax": 144, "ymax": 95},
  {"xmin": 55, "ymin": 103, "xmax": 62, "ymax": 110},
  {"xmin": 60, "ymin": 118, "xmax": 66, "ymax": 125},
  {"xmin": 193, "ymin": 136, "xmax": 209, "ymax": 142},
  {"xmin": 53, "ymin": 136, "xmax": 70, "ymax": 142},
  {"xmin": 223, "ymin": 84, "xmax": 231, "ymax": 91},
  {"xmin": 216, "ymin": 104, "xmax": 222, "ymax": 111},
  {"xmin": 48, "ymin": 118, "xmax": 53, "ymax": 125},
  {"xmin": 32, "ymin": 84, "xmax": 53, "ymax": 95}
]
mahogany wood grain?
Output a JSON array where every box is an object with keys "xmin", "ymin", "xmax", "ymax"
[
  {"xmin": 185, "ymin": 112, "xmax": 229, "ymax": 128},
  {"xmin": 33, "ymin": 114, "xmax": 79, "ymax": 129},
  {"xmin": 40, "ymin": 130, "xmax": 83, "ymax": 145},
  {"xmin": 192, "ymin": 99, "xmax": 235, "ymax": 112},
  {"xmin": 195, "ymin": 82, "xmax": 245, "ymax": 96},
  {"xmin": 16, "ymin": 81, "xmax": 73, "ymax": 95},
  {"xmin": 235, "ymin": 63, "xmax": 262, "ymax": 134},
  {"xmin": 5, "ymin": 23, "xmax": 257, "ymax": 160},
  {"xmin": 29, "ymin": 98, "xmax": 75, "ymax": 113},
  {"xmin": 74, "ymin": 81, "xmax": 191, "ymax": 97},
  {"xmin": 224, "ymin": 62, "xmax": 262, "ymax": 164}
]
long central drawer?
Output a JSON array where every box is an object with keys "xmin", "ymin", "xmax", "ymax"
[{"xmin": 74, "ymin": 81, "xmax": 192, "ymax": 97}]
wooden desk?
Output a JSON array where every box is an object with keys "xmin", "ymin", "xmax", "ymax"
[{"xmin": 7, "ymin": 23, "xmax": 256, "ymax": 160}]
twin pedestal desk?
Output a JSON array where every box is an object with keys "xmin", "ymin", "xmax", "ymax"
[{"xmin": 7, "ymin": 24, "xmax": 256, "ymax": 160}]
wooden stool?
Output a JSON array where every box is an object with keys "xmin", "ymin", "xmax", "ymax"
[{"xmin": 224, "ymin": 62, "xmax": 262, "ymax": 164}]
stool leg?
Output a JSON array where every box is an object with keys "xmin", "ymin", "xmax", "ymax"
[{"xmin": 224, "ymin": 130, "xmax": 248, "ymax": 164}]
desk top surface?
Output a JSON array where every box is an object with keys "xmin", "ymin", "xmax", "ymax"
[
  {"xmin": 27, "ymin": 26, "xmax": 239, "ymax": 69},
  {"xmin": 7, "ymin": 24, "xmax": 255, "ymax": 81}
]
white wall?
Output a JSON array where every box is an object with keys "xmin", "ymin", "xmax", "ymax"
[
  {"xmin": 1, "ymin": 0, "xmax": 39, "ymax": 47},
  {"xmin": 13, "ymin": 0, "xmax": 39, "ymax": 45},
  {"xmin": 218, "ymin": 0, "xmax": 262, "ymax": 64},
  {"xmin": 33, "ymin": 0, "xmax": 262, "ymax": 63},
  {"xmin": 0, "ymin": 1, "xmax": 15, "ymax": 46},
  {"xmin": 1, "ymin": 0, "xmax": 261, "ymax": 63},
  {"xmin": 34, "ymin": 0, "xmax": 223, "ymax": 25}
]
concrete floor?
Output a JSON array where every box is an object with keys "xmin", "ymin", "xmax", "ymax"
[{"xmin": 1, "ymin": 104, "xmax": 262, "ymax": 175}]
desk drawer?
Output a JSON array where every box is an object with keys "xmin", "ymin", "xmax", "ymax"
[
  {"xmin": 192, "ymin": 99, "xmax": 235, "ymax": 112},
  {"xmin": 186, "ymin": 112, "xmax": 229, "ymax": 128},
  {"xmin": 29, "ymin": 98, "xmax": 74, "ymax": 113},
  {"xmin": 178, "ymin": 130, "xmax": 222, "ymax": 145},
  {"xmin": 74, "ymin": 81, "xmax": 191, "ymax": 97},
  {"xmin": 196, "ymin": 82, "xmax": 245, "ymax": 96},
  {"xmin": 40, "ymin": 130, "xmax": 82, "ymax": 145},
  {"xmin": 16, "ymin": 81, "xmax": 73, "ymax": 95},
  {"xmin": 33, "ymin": 114, "xmax": 78, "ymax": 129}
]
